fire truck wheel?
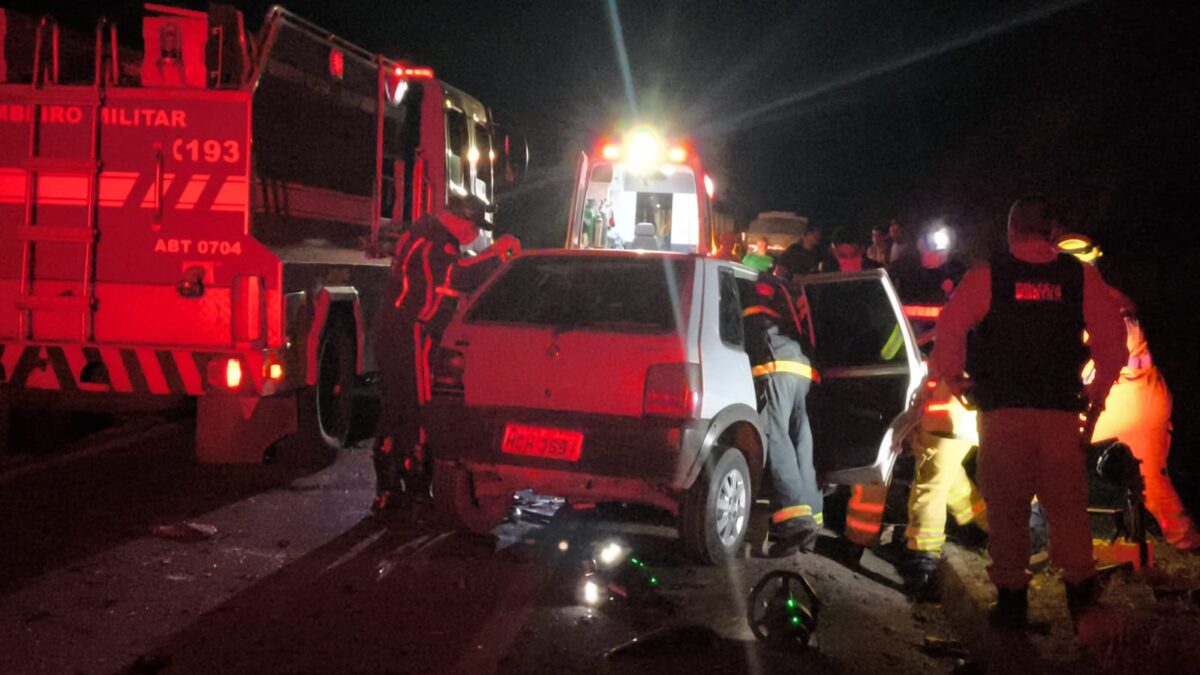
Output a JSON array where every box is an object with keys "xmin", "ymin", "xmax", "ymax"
[
  {"xmin": 297, "ymin": 323, "xmax": 356, "ymax": 454},
  {"xmin": 679, "ymin": 445, "xmax": 752, "ymax": 565},
  {"xmin": 432, "ymin": 462, "xmax": 511, "ymax": 535}
]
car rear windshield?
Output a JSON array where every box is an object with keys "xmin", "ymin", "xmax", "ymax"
[{"xmin": 466, "ymin": 255, "xmax": 693, "ymax": 333}]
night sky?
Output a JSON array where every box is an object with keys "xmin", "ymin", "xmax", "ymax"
[{"xmin": 11, "ymin": 1, "xmax": 1200, "ymax": 476}]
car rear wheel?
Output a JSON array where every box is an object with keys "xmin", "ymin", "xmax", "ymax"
[
  {"xmin": 432, "ymin": 462, "xmax": 511, "ymax": 535},
  {"xmin": 679, "ymin": 445, "xmax": 751, "ymax": 564}
]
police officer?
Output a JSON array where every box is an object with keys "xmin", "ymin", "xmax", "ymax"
[
  {"xmin": 744, "ymin": 274, "xmax": 822, "ymax": 555},
  {"xmin": 370, "ymin": 195, "xmax": 517, "ymax": 513},
  {"xmin": 933, "ymin": 196, "xmax": 1127, "ymax": 629}
]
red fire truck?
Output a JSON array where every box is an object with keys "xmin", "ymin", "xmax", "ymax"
[{"xmin": 0, "ymin": 5, "xmax": 524, "ymax": 461}]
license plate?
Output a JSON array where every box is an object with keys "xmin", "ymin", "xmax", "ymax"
[{"xmin": 501, "ymin": 424, "xmax": 584, "ymax": 462}]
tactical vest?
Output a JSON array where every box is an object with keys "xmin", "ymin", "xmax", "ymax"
[{"xmin": 966, "ymin": 253, "xmax": 1087, "ymax": 411}]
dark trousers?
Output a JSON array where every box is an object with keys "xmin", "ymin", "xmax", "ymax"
[
  {"xmin": 371, "ymin": 313, "xmax": 424, "ymax": 493},
  {"xmin": 759, "ymin": 372, "xmax": 822, "ymax": 531}
]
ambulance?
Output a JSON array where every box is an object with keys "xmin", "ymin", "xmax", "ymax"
[{"xmin": 565, "ymin": 126, "xmax": 723, "ymax": 254}]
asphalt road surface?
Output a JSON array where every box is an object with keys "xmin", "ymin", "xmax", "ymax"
[{"xmin": 0, "ymin": 416, "xmax": 962, "ymax": 674}]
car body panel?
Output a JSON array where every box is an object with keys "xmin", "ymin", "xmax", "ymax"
[{"xmin": 428, "ymin": 252, "xmax": 919, "ymax": 515}]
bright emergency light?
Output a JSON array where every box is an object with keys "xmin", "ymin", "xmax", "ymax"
[
  {"xmin": 626, "ymin": 127, "xmax": 663, "ymax": 167},
  {"xmin": 329, "ymin": 48, "xmax": 344, "ymax": 80},
  {"xmin": 703, "ymin": 174, "xmax": 715, "ymax": 199},
  {"xmin": 600, "ymin": 126, "xmax": 692, "ymax": 171},
  {"xmin": 394, "ymin": 65, "xmax": 435, "ymax": 79}
]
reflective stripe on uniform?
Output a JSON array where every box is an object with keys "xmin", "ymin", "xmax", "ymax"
[
  {"xmin": 751, "ymin": 360, "xmax": 819, "ymax": 382},
  {"xmin": 905, "ymin": 525, "xmax": 948, "ymax": 552},
  {"xmin": 948, "ymin": 482, "xmax": 987, "ymax": 525},
  {"xmin": 743, "ymin": 305, "xmax": 781, "ymax": 319},
  {"xmin": 772, "ymin": 505, "xmax": 823, "ymax": 526},
  {"xmin": 880, "ymin": 323, "xmax": 904, "ymax": 360},
  {"xmin": 845, "ymin": 483, "xmax": 887, "ymax": 545}
]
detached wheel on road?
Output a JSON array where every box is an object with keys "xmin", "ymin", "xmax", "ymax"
[
  {"xmin": 313, "ymin": 326, "xmax": 355, "ymax": 449},
  {"xmin": 679, "ymin": 445, "xmax": 751, "ymax": 564},
  {"xmin": 432, "ymin": 462, "xmax": 511, "ymax": 535},
  {"xmin": 286, "ymin": 323, "xmax": 355, "ymax": 467}
]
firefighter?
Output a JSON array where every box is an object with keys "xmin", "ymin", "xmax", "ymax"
[
  {"xmin": 1059, "ymin": 234, "xmax": 1200, "ymax": 550},
  {"xmin": 899, "ymin": 378, "xmax": 988, "ymax": 600},
  {"xmin": 934, "ymin": 196, "xmax": 1127, "ymax": 629},
  {"xmin": 892, "ymin": 227, "xmax": 984, "ymax": 599},
  {"xmin": 744, "ymin": 274, "xmax": 823, "ymax": 555},
  {"xmin": 370, "ymin": 195, "xmax": 518, "ymax": 513}
]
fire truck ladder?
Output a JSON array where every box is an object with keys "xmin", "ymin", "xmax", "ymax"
[{"xmin": 15, "ymin": 18, "xmax": 117, "ymax": 342}]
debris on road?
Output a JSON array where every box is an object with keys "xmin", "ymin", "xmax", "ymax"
[
  {"xmin": 150, "ymin": 522, "xmax": 218, "ymax": 542},
  {"xmin": 920, "ymin": 636, "xmax": 970, "ymax": 659},
  {"xmin": 511, "ymin": 490, "xmax": 565, "ymax": 524},
  {"xmin": 605, "ymin": 624, "xmax": 720, "ymax": 659}
]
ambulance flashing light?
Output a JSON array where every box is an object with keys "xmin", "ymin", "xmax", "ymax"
[{"xmin": 597, "ymin": 126, "xmax": 692, "ymax": 173}]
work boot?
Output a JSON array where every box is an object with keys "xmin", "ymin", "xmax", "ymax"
[
  {"xmin": 988, "ymin": 586, "xmax": 1028, "ymax": 629},
  {"xmin": 766, "ymin": 519, "xmax": 820, "ymax": 557},
  {"xmin": 900, "ymin": 551, "xmax": 942, "ymax": 602}
]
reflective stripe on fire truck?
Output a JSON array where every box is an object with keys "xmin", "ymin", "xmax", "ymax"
[
  {"xmin": 0, "ymin": 343, "xmax": 222, "ymax": 395},
  {"xmin": 0, "ymin": 168, "xmax": 248, "ymax": 213}
]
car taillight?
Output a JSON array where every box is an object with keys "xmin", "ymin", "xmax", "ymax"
[
  {"xmin": 431, "ymin": 348, "xmax": 465, "ymax": 398},
  {"xmin": 643, "ymin": 363, "xmax": 701, "ymax": 419}
]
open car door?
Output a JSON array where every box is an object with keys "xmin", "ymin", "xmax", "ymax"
[{"xmin": 798, "ymin": 270, "xmax": 923, "ymax": 486}]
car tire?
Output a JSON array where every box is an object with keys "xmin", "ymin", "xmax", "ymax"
[
  {"xmin": 679, "ymin": 445, "xmax": 752, "ymax": 564},
  {"xmin": 282, "ymin": 323, "xmax": 355, "ymax": 467},
  {"xmin": 432, "ymin": 461, "xmax": 511, "ymax": 535}
]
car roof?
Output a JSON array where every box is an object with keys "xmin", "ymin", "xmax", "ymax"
[
  {"xmin": 516, "ymin": 249, "xmax": 756, "ymax": 272},
  {"xmin": 518, "ymin": 248, "xmax": 698, "ymax": 261}
]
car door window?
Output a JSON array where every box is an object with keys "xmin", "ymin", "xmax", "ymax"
[
  {"xmin": 718, "ymin": 268, "xmax": 743, "ymax": 348},
  {"xmin": 806, "ymin": 278, "xmax": 906, "ymax": 370}
]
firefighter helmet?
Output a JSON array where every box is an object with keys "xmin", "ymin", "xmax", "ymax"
[{"xmin": 1056, "ymin": 233, "xmax": 1102, "ymax": 264}]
